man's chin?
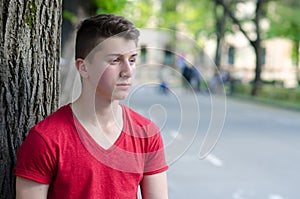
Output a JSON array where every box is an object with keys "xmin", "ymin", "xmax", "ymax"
[{"xmin": 112, "ymin": 92, "xmax": 130, "ymax": 101}]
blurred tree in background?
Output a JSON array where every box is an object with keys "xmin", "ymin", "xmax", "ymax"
[
  {"xmin": 215, "ymin": 0, "xmax": 269, "ymax": 96},
  {"xmin": 267, "ymin": 0, "xmax": 300, "ymax": 85}
]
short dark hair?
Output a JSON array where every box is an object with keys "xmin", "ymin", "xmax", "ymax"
[{"xmin": 75, "ymin": 14, "xmax": 140, "ymax": 59}]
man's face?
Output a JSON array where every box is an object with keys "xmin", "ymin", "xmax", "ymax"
[{"xmin": 83, "ymin": 37, "xmax": 138, "ymax": 102}]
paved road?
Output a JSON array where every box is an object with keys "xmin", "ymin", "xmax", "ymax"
[{"xmin": 123, "ymin": 84, "xmax": 300, "ymax": 199}]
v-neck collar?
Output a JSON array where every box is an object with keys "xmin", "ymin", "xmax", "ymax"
[{"xmin": 70, "ymin": 104, "xmax": 127, "ymax": 153}]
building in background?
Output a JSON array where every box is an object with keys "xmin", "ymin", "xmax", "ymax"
[
  {"xmin": 199, "ymin": 33, "xmax": 298, "ymax": 88},
  {"xmin": 138, "ymin": 28, "xmax": 298, "ymax": 88}
]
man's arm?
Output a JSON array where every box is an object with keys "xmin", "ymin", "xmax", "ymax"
[
  {"xmin": 140, "ymin": 171, "xmax": 168, "ymax": 199},
  {"xmin": 16, "ymin": 176, "xmax": 49, "ymax": 199}
]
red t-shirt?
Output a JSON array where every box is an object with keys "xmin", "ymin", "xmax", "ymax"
[{"xmin": 14, "ymin": 104, "xmax": 168, "ymax": 199}]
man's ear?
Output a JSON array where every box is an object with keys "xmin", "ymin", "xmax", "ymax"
[{"xmin": 75, "ymin": 58, "xmax": 88, "ymax": 78}]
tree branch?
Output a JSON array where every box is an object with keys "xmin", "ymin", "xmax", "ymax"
[{"xmin": 216, "ymin": 0, "xmax": 255, "ymax": 46}]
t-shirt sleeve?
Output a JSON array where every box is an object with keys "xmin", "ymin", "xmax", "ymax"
[
  {"xmin": 14, "ymin": 130, "xmax": 56, "ymax": 184},
  {"xmin": 143, "ymin": 126, "xmax": 168, "ymax": 175}
]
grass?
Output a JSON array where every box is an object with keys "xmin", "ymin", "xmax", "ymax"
[{"xmin": 230, "ymin": 83, "xmax": 300, "ymax": 111}]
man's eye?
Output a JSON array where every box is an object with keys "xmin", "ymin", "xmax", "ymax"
[
  {"xmin": 129, "ymin": 58, "xmax": 136, "ymax": 64},
  {"xmin": 111, "ymin": 59, "xmax": 120, "ymax": 64}
]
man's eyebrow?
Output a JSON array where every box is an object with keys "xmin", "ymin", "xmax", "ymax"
[
  {"xmin": 106, "ymin": 53, "xmax": 122, "ymax": 57},
  {"xmin": 106, "ymin": 53, "xmax": 138, "ymax": 57},
  {"xmin": 130, "ymin": 53, "xmax": 138, "ymax": 57}
]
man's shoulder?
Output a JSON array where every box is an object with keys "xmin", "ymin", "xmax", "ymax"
[
  {"xmin": 31, "ymin": 104, "xmax": 74, "ymax": 137},
  {"xmin": 122, "ymin": 105, "xmax": 160, "ymax": 137},
  {"xmin": 122, "ymin": 105, "xmax": 151, "ymax": 125}
]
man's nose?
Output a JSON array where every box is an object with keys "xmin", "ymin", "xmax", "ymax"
[{"xmin": 120, "ymin": 60, "xmax": 134, "ymax": 77}]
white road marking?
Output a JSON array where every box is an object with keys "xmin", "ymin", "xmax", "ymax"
[
  {"xmin": 269, "ymin": 194, "xmax": 285, "ymax": 199},
  {"xmin": 204, "ymin": 154, "xmax": 223, "ymax": 167},
  {"xmin": 232, "ymin": 189, "xmax": 245, "ymax": 199}
]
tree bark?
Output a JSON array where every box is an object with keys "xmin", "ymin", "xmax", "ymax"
[
  {"xmin": 0, "ymin": 0, "xmax": 62, "ymax": 198},
  {"xmin": 214, "ymin": 0, "xmax": 226, "ymax": 69}
]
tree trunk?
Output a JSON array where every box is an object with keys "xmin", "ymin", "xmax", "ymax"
[
  {"xmin": 216, "ymin": 0, "xmax": 266, "ymax": 96},
  {"xmin": 250, "ymin": 0, "xmax": 263, "ymax": 96},
  {"xmin": 251, "ymin": 40, "xmax": 263, "ymax": 96},
  {"xmin": 293, "ymin": 40, "xmax": 300, "ymax": 85},
  {"xmin": 0, "ymin": 0, "xmax": 62, "ymax": 198},
  {"xmin": 214, "ymin": 0, "xmax": 226, "ymax": 69}
]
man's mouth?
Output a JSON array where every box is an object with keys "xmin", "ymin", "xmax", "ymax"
[{"xmin": 116, "ymin": 83, "xmax": 131, "ymax": 88}]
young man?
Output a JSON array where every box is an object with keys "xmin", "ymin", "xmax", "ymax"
[{"xmin": 15, "ymin": 14, "xmax": 168, "ymax": 199}]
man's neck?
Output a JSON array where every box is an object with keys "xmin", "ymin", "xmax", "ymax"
[
  {"xmin": 71, "ymin": 94, "xmax": 121, "ymax": 128},
  {"xmin": 71, "ymin": 94, "xmax": 124, "ymax": 149}
]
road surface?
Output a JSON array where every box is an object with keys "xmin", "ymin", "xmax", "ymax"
[{"xmin": 124, "ymin": 85, "xmax": 300, "ymax": 199}]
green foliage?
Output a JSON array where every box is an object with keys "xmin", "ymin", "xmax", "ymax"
[
  {"xmin": 267, "ymin": 1, "xmax": 300, "ymax": 41},
  {"xmin": 25, "ymin": 0, "xmax": 37, "ymax": 29},
  {"xmin": 63, "ymin": 10, "xmax": 77, "ymax": 24},
  {"xmin": 267, "ymin": 0, "xmax": 300, "ymax": 64},
  {"xmin": 154, "ymin": 0, "xmax": 214, "ymax": 38},
  {"xmin": 93, "ymin": 0, "xmax": 130, "ymax": 14},
  {"xmin": 178, "ymin": 0, "xmax": 215, "ymax": 39},
  {"xmin": 91, "ymin": 0, "xmax": 153, "ymax": 29},
  {"xmin": 234, "ymin": 83, "xmax": 252, "ymax": 95},
  {"xmin": 157, "ymin": 0, "xmax": 178, "ymax": 29},
  {"xmin": 123, "ymin": 0, "xmax": 154, "ymax": 28},
  {"xmin": 234, "ymin": 83, "xmax": 300, "ymax": 108},
  {"xmin": 90, "ymin": 0, "xmax": 215, "ymax": 42}
]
